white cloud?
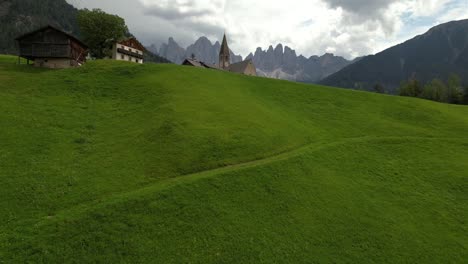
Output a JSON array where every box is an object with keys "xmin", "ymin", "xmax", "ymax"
[{"xmin": 67, "ymin": 0, "xmax": 468, "ymax": 59}]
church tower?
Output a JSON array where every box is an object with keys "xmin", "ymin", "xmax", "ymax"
[{"xmin": 219, "ymin": 33, "xmax": 230, "ymax": 69}]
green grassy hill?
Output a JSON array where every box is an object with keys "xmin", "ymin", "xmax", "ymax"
[{"xmin": 0, "ymin": 55, "xmax": 467, "ymax": 263}]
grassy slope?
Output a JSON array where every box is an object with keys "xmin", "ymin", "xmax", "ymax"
[{"xmin": 0, "ymin": 55, "xmax": 467, "ymax": 263}]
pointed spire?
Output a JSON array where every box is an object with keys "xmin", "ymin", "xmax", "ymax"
[
  {"xmin": 219, "ymin": 32, "xmax": 231, "ymax": 69},
  {"xmin": 220, "ymin": 33, "xmax": 230, "ymax": 55}
]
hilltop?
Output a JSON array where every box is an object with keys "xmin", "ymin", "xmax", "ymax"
[{"xmin": 0, "ymin": 55, "xmax": 467, "ymax": 262}]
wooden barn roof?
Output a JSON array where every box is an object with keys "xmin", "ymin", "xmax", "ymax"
[{"xmin": 15, "ymin": 25, "xmax": 88, "ymax": 48}]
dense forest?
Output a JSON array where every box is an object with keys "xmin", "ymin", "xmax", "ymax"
[{"xmin": 0, "ymin": 0, "xmax": 80, "ymax": 54}]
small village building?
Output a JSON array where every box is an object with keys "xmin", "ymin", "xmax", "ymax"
[
  {"xmin": 112, "ymin": 38, "xmax": 145, "ymax": 64},
  {"xmin": 16, "ymin": 25, "xmax": 88, "ymax": 68},
  {"xmin": 182, "ymin": 33, "xmax": 257, "ymax": 76},
  {"xmin": 228, "ymin": 59, "xmax": 257, "ymax": 76}
]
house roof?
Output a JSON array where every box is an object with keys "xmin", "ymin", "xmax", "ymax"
[
  {"xmin": 182, "ymin": 58, "xmax": 205, "ymax": 67},
  {"xmin": 201, "ymin": 62, "xmax": 222, "ymax": 70},
  {"xmin": 182, "ymin": 58, "xmax": 225, "ymax": 70},
  {"xmin": 15, "ymin": 25, "xmax": 88, "ymax": 48},
  {"xmin": 118, "ymin": 37, "xmax": 146, "ymax": 52},
  {"xmin": 228, "ymin": 59, "xmax": 254, "ymax": 73}
]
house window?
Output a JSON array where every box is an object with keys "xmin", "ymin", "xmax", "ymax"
[
  {"xmin": 121, "ymin": 54, "xmax": 124, "ymax": 60},
  {"xmin": 136, "ymin": 59, "xmax": 139, "ymax": 63}
]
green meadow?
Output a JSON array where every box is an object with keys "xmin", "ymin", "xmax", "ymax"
[{"xmin": 0, "ymin": 54, "xmax": 467, "ymax": 263}]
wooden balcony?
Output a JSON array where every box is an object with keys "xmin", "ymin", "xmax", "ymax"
[{"xmin": 117, "ymin": 48, "xmax": 144, "ymax": 59}]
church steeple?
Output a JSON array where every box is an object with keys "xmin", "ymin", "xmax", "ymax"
[{"xmin": 219, "ymin": 33, "xmax": 230, "ymax": 69}]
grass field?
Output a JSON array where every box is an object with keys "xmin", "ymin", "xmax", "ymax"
[{"xmin": 0, "ymin": 54, "xmax": 467, "ymax": 263}]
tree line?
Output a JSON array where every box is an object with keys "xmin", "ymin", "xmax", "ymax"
[{"xmin": 398, "ymin": 74, "xmax": 468, "ymax": 105}]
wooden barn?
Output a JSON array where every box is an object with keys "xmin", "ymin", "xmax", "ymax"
[{"xmin": 16, "ymin": 25, "xmax": 88, "ymax": 68}]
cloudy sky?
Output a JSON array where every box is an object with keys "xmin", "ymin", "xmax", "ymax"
[{"xmin": 66, "ymin": 0, "xmax": 468, "ymax": 59}]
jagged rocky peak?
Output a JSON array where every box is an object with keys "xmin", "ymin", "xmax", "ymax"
[
  {"xmin": 168, "ymin": 37, "xmax": 178, "ymax": 45},
  {"xmin": 193, "ymin": 36, "xmax": 211, "ymax": 46},
  {"xmin": 250, "ymin": 43, "xmax": 353, "ymax": 83},
  {"xmin": 147, "ymin": 44, "xmax": 158, "ymax": 54},
  {"xmin": 284, "ymin": 46, "xmax": 297, "ymax": 57},
  {"xmin": 254, "ymin": 47, "xmax": 263, "ymax": 56},
  {"xmin": 158, "ymin": 36, "xmax": 353, "ymax": 83},
  {"xmin": 274, "ymin": 44, "xmax": 283, "ymax": 54},
  {"xmin": 158, "ymin": 36, "xmax": 242, "ymax": 64}
]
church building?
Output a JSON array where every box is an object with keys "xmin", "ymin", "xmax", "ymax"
[
  {"xmin": 219, "ymin": 34, "xmax": 257, "ymax": 76},
  {"xmin": 182, "ymin": 33, "xmax": 257, "ymax": 76},
  {"xmin": 219, "ymin": 34, "xmax": 231, "ymax": 69}
]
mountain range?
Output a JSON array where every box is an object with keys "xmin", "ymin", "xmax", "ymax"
[
  {"xmin": 321, "ymin": 19, "xmax": 468, "ymax": 93},
  {"xmin": 156, "ymin": 37, "xmax": 354, "ymax": 83},
  {"xmin": 246, "ymin": 45, "xmax": 354, "ymax": 82},
  {"xmin": 156, "ymin": 37, "xmax": 243, "ymax": 65}
]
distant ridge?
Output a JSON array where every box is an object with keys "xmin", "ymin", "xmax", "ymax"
[
  {"xmin": 321, "ymin": 19, "xmax": 468, "ymax": 93},
  {"xmin": 156, "ymin": 37, "xmax": 353, "ymax": 83},
  {"xmin": 158, "ymin": 37, "xmax": 242, "ymax": 65},
  {"xmin": 246, "ymin": 45, "xmax": 353, "ymax": 83}
]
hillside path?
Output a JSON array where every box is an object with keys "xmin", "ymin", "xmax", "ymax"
[{"xmin": 38, "ymin": 135, "xmax": 467, "ymax": 224}]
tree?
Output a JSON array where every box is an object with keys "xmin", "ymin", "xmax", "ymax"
[
  {"xmin": 398, "ymin": 81, "xmax": 411, "ymax": 96},
  {"xmin": 429, "ymin": 78, "xmax": 448, "ymax": 102},
  {"xmin": 464, "ymin": 86, "xmax": 468, "ymax": 105},
  {"xmin": 373, "ymin": 83, "xmax": 385, "ymax": 93},
  {"xmin": 77, "ymin": 9, "xmax": 129, "ymax": 58},
  {"xmin": 399, "ymin": 78, "xmax": 422, "ymax": 97},
  {"xmin": 421, "ymin": 82, "xmax": 435, "ymax": 101},
  {"xmin": 447, "ymin": 74, "xmax": 464, "ymax": 104}
]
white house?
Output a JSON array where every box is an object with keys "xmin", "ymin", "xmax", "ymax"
[{"xmin": 112, "ymin": 38, "xmax": 145, "ymax": 64}]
